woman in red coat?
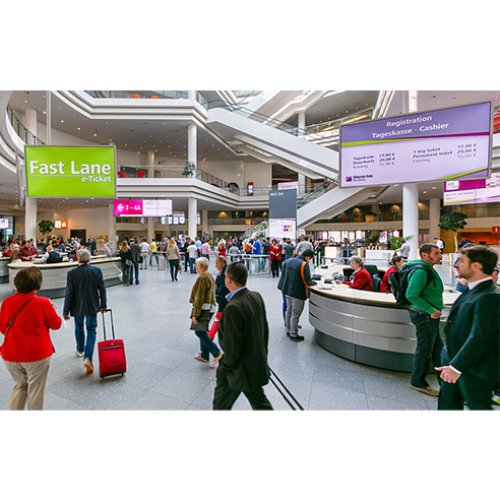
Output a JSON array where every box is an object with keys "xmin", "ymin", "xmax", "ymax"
[
  {"xmin": 380, "ymin": 255, "xmax": 404, "ymax": 293},
  {"xmin": 344, "ymin": 256, "xmax": 373, "ymax": 291},
  {"xmin": 268, "ymin": 239, "xmax": 282, "ymax": 277},
  {"xmin": 0, "ymin": 267, "xmax": 62, "ymax": 410}
]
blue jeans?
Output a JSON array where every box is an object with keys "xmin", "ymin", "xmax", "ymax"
[
  {"xmin": 194, "ymin": 331, "xmax": 220, "ymax": 361},
  {"xmin": 150, "ymin": 252, "xmax": 159, "ymax": 267},
  {"xmin": 129, "ymin": 262, "xmax": 139, "ymax": 284},
  {"xmin": 168, "ymin": 259, "xmax": 179, "ymax": 281},
  {"xmin": 74, "ymin": 315, "xmax": 97, "ymax": 362},
  {"xmin": 189, "ymin": 257, "xmax": 196, "ymax": 273},
  {"xmin": 408, "ymin": 310, "xmax": 443, "ymax": 388}
]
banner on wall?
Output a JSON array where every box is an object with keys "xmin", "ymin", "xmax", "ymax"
[
  {"xmin": 269, "ymin": 189, "xmax": 297, "ymax": 219},
  {"xmin": 25, "ymin": 145, "xmax": 116, "ymax": 197},
  {"xmin": 443, "ymin": 172, "xmax": 500, "ymax": 205}
]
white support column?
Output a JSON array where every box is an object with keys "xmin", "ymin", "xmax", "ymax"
[
  {"xmin": 403, "ymin": 184, "xmax": 419, "ymax": 259},
  {"xmin": 188, "ymin": 90, "xmax": 196, "ymax": 100},
  {"xmin": 188, "ymin": 124, "xmax": 197, "ymax": 176},
  {"xmin": 429, "ymin": 197, "xmax": 441, "ymax": 241},
  {"xmin": 108, "ymin": 204, "xmax": 118, "ymax": 250},
  {"xmin": 402, "ymin": 90, "xmax": 420, "ymax": 260},
  {"xmin": 188, "ymin": 197, "xmax": 197, "ymax": 240},
  {"xmin": 146, "ymin": 150, "xmax": 156, "ymax": 239},
  {"xmin": 25, "ymin": 196, "xmax": 37, "ymax": 242},
  {"xmin": 147, "ymin": 150, "xmax": 155, "ymax": 178},
  {"xmin": 24, "ymin": 108, "xmax": 38, "ymax": 241},
  {"xmin": 201, "ymin": 209, "xmax": 209, "ymax": 237},
  {"xmin": 25, "ymin": 108, "xmax": 37, "ymax": 137},
  {"xmin": 297, "ymin": 112, "xmax": 306, "ymax": 194}
]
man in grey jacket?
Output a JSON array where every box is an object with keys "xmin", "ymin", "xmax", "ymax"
[{"xmin": 277, "ymin": 249, "xmax": 316, "ymax": 341}]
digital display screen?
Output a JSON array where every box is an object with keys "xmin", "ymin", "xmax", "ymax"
[
  {"xmin": 340, "ymin": 102, "xmax": 492, "ymax": 188},
  {"xmin": 443, "ymin": 172, "xmax": 500, "ymax": 205}
]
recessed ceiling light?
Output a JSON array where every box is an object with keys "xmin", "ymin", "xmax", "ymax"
[
  {"xmin": 77, "ymin": 127, "xmax": 81, "ymax": 131},
  {"xmin": 93, "ymin": 133, "xmax": 97, "ymax": 136},
  {"xmin": 43, "ymin": 110, "xmax": 46, "ymax": 114},
  {"xmin": 432, "ymin": 186, "xmax": 436, "ymax": 189},
  {"xmin": 423, "ymin": 190, "xmax": 427, "ymax": 194}
]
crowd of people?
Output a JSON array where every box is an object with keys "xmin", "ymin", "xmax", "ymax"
[{"xmin": 0, "ymin": 232, "xmax": 499, "ymax": 411}]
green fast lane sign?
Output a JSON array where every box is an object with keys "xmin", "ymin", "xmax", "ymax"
[{"xmin": 25, "ymin": 145, "xmax": 116, "ymax": 197}]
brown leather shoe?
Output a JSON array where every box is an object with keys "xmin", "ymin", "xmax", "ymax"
[{"xmin": 410, "ymin": 384, "xmax": 439, "ymax": 397}]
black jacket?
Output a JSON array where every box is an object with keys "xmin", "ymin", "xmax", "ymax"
[
  {"xmin": 444, "ymin": 280, "xmax": 500, "ymax": 384},
  {"xmin": 63, "ymin": 263, "xmax": 107, "ymax": 317},
  {"xmin": 218, "ymin": 288, "xmax": 270, "ymax": 392},
  {"xmin": 215, "ymin": 266, "xmax": 229, "ymax": 312}
]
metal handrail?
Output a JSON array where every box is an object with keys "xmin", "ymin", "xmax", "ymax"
[{"xmin": 7, "ymin": 107, "xmax": 45, "ymax": 145}]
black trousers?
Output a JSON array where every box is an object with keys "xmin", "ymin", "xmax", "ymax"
[
  {"xmin": 438, "ymin": 347, "xmax": 494, "ymax": 410},
  {"xmin": 213, "ymin": 367, "xmax": 273, "ymax": 410}
]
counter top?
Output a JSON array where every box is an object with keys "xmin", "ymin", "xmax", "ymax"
[{"xmin": 8, "ymin": 256, "xmax": 120, "ymax": 270}]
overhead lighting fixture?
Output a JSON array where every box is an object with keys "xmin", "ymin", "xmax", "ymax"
[
  {"xmin": 60, "ymin": 120, "xmax": 64, "ymax": 123},
  {"xmin": 432, "ymin": 186, "xmax": 436, "ymax": 189}
]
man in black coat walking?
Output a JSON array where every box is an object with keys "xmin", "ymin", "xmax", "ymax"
[
  {"xmin": 436, "ymin": 245, "xmax": 500, "ymax": 410},
  {"xmin": 63, "ymin": 248, "xmax": 107, "ymax": 374},
  {"xmin": 213, "ymin": 262, "xmax": 273, "ymax": 410}
]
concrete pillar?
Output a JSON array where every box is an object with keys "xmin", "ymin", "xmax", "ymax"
[
  {"xmin": 146, "ymin": 150, "xmax": 155, "ymax": 178},
  {"xmin": 25, "ymin": 196, "xmax": 37, "ymax": 242},
  {"xmin": 201, "ymin": 209, "xmax": 209, "ymax": 237},
  {"xmin": 108, "ymin": 204, "xmax": 118, "ymax": 249},
  {"xmin": 188, "ymin": 90, "xmax": 196, "ymax": 100},
  {"xmin": 429, "ymin": 197, "xmax": 441, "ymax": 241},
  {"xmin": 402, "ymin": 184, "xmax": 419, "ymax": 260},
  {"xmin": 188, "ymin": 197, "xmax": 197, "ymax": 240},
  {"xmin": 402, "ymin": 90, "xmax": 420, "ymax": 260},
  {"xmin": 297, "ymin": 112, "xmax": 306, "ymax": 194},
  {"xmin": 148, "ymin": 217, "xmax": 155, "ymax": 242},
  {"xmin": 24, "ymin": 108, "xmax": 37, "ymax": 137},
  {"xmin": 188, "ymin": 124, "xmax": 197, "ymax": 176}
]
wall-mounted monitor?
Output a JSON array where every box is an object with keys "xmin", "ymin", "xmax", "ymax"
[
  {"xmin": 340, "ymin": 102, "xmax": 492, "ymax": 188},
  {"xmin": 443, "ymin": 172, "xmax": 500, "ymax": 205}
]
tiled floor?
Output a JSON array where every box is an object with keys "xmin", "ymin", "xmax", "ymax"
[{"xmin": 0, "ymin": 261, "xmax": 471, "ymax": 411}]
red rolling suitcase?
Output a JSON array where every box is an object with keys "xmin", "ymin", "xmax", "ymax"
[{"xmin": 98, "ymin": 309, "xmax": 127, "ymax": 379}]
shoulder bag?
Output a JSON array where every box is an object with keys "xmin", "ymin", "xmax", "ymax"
[{"xmin": 4, "ymin": 297, "xmax": 36, "ymax": 337}]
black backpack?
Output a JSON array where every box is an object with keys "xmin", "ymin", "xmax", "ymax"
[{"xmin": 388, "ymin": 264, "xmax": 434, "ymax": 307}]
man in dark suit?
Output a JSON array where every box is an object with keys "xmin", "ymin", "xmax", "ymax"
[
  {"xmin": 63, "ymin": 248, "xmax": 107, "ymax": 374},
  {"xmin": 436, "ymin": 245, "xmax": 500, "ymax": 410},
  {"xmin": 213, "ymin": 262, "xmax": 273, "ymax": 410}
]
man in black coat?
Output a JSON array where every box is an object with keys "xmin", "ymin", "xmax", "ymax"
[
  {"xmin": 436, "ymin": 245, "xmax": 500, "ymax": 410},
  {"xmin": 63, "ymin": 248, "xmax": 107, "ymax": 374},
  {"xmin": 213, "ymin": 262, "xmax": 273, "ymax": 410}
]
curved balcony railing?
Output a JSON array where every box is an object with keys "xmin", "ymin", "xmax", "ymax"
[{"xmin": 7, "ymin": 107, "xmax": 45, "ymax": 146}]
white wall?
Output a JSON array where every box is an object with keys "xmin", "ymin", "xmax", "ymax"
[{"xmin": 244, "ymin": 161, "xmax": 272, "ymax": 188}]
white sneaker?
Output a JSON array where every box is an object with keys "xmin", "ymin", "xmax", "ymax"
[{"xmin": 75, "ymin": 350, "xmax": 84, "ymax": 358}]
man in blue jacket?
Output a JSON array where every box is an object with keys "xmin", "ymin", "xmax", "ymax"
[
  {"xmin": 63, "ymin": 249, "xmax": 107, "ymax": 374},
  {"xmin": 277, "ymin": 249, "xmax": 316, "ymax": 341}
]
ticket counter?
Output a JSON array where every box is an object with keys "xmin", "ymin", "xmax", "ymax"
[
  {"xmin": 309, "ymin": 264, "xmax": 458, "ymax": 372},
  {"xmin": 8, "ymin": 257, "xmax": 122, "ymax": 298}
]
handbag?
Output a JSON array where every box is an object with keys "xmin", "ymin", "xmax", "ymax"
[
  {"xmin": 125, "ymin": 259, "xmax": 132, "ymax": 266},
  {"xmin": 138, "ymin": 255, "xmax": 144, "ymax": 264},
  {"xmin": 189, "ymin": 309, "xmax": 211, "ymax": 332},
  {"xmin": 177, "ymin": 263, "xmax": 182, "ymax": 272}
]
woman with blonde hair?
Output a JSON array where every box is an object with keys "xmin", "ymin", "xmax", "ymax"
[
  {"xmin": 118, "ymin": 240, "xmax": 133, "ymax": 286},
  {"xmin": 166, "ymin": 237, "xmax": 181, "ymax": 281},
  {"xmin": 188, "ymin": 257, "xmax": 222, "ymax": 365}
]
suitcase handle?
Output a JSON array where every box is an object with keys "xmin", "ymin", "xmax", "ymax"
[{"xmin": 101, "ymin": 308, "xmax": 115, "ymax": 341}]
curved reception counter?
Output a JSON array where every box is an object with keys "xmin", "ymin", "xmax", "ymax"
[
  {"xmin": 8, "ymin": 257, "xmax": 122, "ymax": 299},
  {"xmin": 309, "ymin": 284, "xmax": 458, "ymax": 373}
]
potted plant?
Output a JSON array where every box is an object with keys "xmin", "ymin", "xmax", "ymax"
[
  {"xmin": 182, "ymin": 161, "xmax": 196, "ymax": 178},
  {"xmin": 439, "ymin": 211, "xmax": 467, "ymax": 252},
  {"xmin": 38, "ymin": 219, "xmax": 54, "ymax": 236}
]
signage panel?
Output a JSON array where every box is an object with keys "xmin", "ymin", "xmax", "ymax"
[
  {"xmin": 269, "ymin": 189, "xmax": 297, "ymax": 219},
  {"xmin": 340, "ymin": 102, "xmax": 492, "ymax": 187},
  {"xmin": 113, "ymin": 199, "xmax": 172, "ymax": 217},
  {"xmin": 443, "ymin": 172, "xmax": 500, "ymax": 205},
  {"xmin": 269, "ymin": 218, "xmax": 296, "ymax": 240},
  {"xmin": 25, "ymin": 145, "xmax": 116, "ymax": 197}
]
